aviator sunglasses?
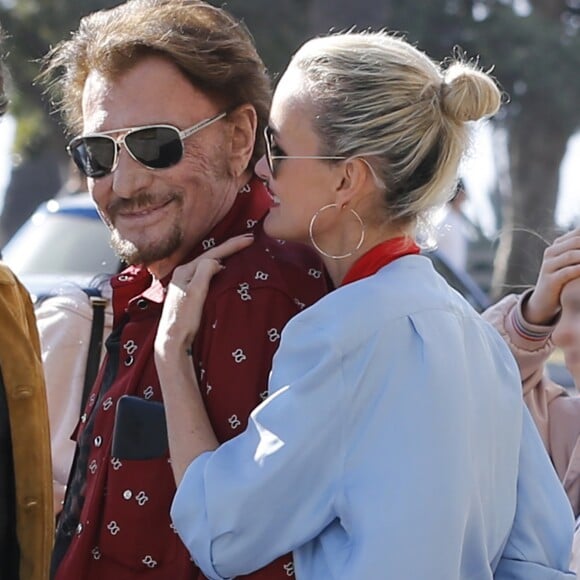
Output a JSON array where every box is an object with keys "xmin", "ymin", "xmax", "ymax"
[
  {"xmin": 263, "ymin": 125, "xmax": 346, "ymax": 177},
  {"xmin": 67, "ymin": 111, "xmax": 227, "ymax": 178}
]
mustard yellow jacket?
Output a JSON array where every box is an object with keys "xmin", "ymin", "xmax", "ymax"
[{"xmin": 0, "ymin": 263, "xmax": 53, "ymax": 580}]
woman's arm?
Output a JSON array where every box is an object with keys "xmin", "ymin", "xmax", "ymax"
[
  {"xmin": 154, "ymin": 234, "xmax": 254, "ymax": 484},
  {"xmin": 169, "ymin": 310, "xmax": 347, "ymax": 579}
]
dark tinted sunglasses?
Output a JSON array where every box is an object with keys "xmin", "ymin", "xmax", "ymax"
[
  {"xmin": 68, "ymin": 111, "xmax": 227, "ymax": 178},
  {"xmin": 263, "ymin": 125, "xmax": 346, "ymax": 177}
]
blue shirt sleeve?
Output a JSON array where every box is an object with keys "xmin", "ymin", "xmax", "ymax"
[{"xmin": 171, "ymin": 319, "xmax": 347, "ymax": 579}]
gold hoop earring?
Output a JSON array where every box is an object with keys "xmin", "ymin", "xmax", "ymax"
[{"xmin": 308, "ymin": 203, "xmax": 365, "ymax": 260}]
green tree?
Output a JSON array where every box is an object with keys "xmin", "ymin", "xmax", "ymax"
[{"xmin": 225, "ymin": 0, "xmax": 310, "ymax": 77}]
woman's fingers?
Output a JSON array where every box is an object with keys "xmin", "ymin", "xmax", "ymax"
[
  {"xmin": 525, "ymin": 230, "xmax": 580, "ymax": 325},
  {"xmin": 543, "ymin": 229, "xmax": 580, "ymax": 264},
  {"xmin": 202, "ymin": 233, "xmax": 255, "ymax": 261},
  {"xmin": 171, "ymin": 234, "xmax": 254, "ymax": 287}
]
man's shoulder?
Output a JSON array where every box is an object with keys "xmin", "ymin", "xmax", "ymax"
[{"xmin": 216, "ymin": 225, "xmax": 328, "ymax": 299}]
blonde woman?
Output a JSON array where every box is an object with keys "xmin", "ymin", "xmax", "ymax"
[{"xmin": 156, "ymin": 32, "xmax": 574, "ymax": 579}]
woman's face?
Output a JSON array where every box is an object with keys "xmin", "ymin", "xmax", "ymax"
[
  {"xmin": 255, "ymin": 66, "xmax": 344, "ymax": 246},
  {"xmin": 552, "ymin": 277, "xmax": 580, "ymax": 386}
]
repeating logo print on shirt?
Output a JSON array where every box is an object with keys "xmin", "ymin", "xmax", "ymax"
[
  {"xmin": 202, "ymin": 238, "xmax": 216, "ymax": 250},
  {"xmin": 237, "ymin": 282, "xmax": 252, "ymax": 301}
]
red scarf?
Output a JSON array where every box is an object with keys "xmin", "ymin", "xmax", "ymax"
[{"xmin": 341, "ymin": 237, "xmax": 420, "ymax": 286}]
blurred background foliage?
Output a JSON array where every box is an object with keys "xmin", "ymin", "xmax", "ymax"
[{"xmin": 0, "ymin": 0, "xmax": 579, "ymax": 296}]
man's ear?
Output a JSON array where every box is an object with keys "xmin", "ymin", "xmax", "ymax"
[
  {"xmin": 334, "ymin": 157, "xmax": 374, "ymax": 208},
  {"xmin": 227, "ymin": 104, "xmax": 257, "ymax": 177}
]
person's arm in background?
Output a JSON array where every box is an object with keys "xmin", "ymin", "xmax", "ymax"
[
  {"xmin": 483, "ymin": 293, "xmax": 565, "ymax": 441},
  {"xmin": 483, "ymin": 229, "xmax": 580, "ymax": 515},
  {"xmin": 483, "ymin": 228, "xmax": 580, "ymax": 389},
  {"xmin": 35, "ymin": 287, "xmax": 113, "ymax": 515}
]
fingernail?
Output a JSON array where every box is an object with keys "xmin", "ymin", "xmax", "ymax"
[{"xmin": 243, "ymin": 233, "xmax": 254, "ymax": 238}]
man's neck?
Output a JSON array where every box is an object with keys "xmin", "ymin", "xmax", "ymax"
[{"xmin": 146, "ymin": 256, "xmax": 181, "ymax": 282}]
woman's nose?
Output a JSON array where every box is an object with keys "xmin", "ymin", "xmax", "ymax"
[{"xmin": 254, "ymin": 154, "xmax": 270, "ymax": 181}]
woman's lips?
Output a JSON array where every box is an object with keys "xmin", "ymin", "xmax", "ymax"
[{"xmin": 265, "ymin": 185, "xmax": 280, "ymax": 206}]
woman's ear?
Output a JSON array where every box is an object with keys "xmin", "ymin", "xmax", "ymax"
[
  {"xmin": 334, "ymin": 157, "xmax": 374, "ymax": 208},
  {"xmin": 228, "ymin": 104, "xmax": 257, "ymax": 177}
]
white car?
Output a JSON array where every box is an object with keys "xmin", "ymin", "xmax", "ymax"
[{"xmin": 1, "ymin": 193, "xmax": 120, "ymax": 302}]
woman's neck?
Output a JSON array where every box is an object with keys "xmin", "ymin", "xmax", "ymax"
[{"xmin": 323, "ymin": 225, "xmax": 414, "ymax": 287}]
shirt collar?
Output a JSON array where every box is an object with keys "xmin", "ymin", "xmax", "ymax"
[{"xmin": 340, "ymin": 237, "xmax": 420, "ymax": 287}]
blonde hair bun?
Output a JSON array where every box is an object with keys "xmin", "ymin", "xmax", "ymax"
[{"xmin": 441, "ymin": 63, "xmax": 501, "ymax": 123}]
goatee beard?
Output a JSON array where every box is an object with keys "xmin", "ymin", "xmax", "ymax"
[
  {"xmin": 106, "ymin": 192, "xmax": 184, "ymax": 266},
  {"xmin": 110, "ymin": 223, "xmax": 183, "ymax": 266}
]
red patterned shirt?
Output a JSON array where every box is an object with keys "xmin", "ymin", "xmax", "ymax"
[{"xmin": 53, "ymin": 177, "xmax": 329, "ymax": 580}]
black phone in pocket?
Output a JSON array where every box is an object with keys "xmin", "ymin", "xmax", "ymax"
[{"xmin": 112, "ymin": 395, "xmax": 168, "ymax": 460}]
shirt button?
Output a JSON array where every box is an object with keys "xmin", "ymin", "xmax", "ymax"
[
  {"xmin": 123, "ymin": 490, "xmax": 132, "ymax": 500},
  {"xmin": 76, "ymin": 523, "xmax": 83, "ymax": 535},
  {"xmin": 136, "ymin": 298, "xmax": 148, "ymax": 310},
  {"xmin": 94, "ymin": 436, "xmax": 102, "ymax": 447}
]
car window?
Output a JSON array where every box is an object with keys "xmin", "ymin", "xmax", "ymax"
[{"xmin": 2, "ymin": 212, "xmax": 118, "ymax": 276}]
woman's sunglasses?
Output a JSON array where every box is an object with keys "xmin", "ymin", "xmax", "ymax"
[
  {"xmin": 263, "ymin": 125, "xmax": 346, "ymax": 177},
  {"xmin": 68, "ymin": 111, "xmax": 227, "ymax": 178}
]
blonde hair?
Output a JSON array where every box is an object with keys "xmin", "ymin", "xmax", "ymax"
[
  {"xmin": 291, "ymin": 31, "xmax": 501, "ymax": 223},
  {"xmin": 41, "ymin": 0, "xmax": 271, "ymax": 167}
]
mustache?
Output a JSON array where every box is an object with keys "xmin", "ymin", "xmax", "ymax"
[{"xmin": 106, "ymin": 192, "xmax": 182, "ymax": 219}]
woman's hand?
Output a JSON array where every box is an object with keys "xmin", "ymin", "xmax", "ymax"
[
  {"xmin": 155, "ymin": 234, "xmax": 254, "ymax": 362},
  {"xmin": 524, "ymin": 228, "xmax": 580, "ymax": 325}
]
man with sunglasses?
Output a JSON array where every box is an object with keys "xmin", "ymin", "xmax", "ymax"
[{"xmin": 42, "ymin": 2, "xmax": 328, "ymax": 579}]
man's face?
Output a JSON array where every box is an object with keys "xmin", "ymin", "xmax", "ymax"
[{"xmin": 81, "ymin": 56, "xmax": 237, "ymax": 278}]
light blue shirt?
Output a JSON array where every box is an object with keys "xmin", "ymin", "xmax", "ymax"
[{"xmin": 172, "ymin": 255, "xmax": 574, "ymax": 579}]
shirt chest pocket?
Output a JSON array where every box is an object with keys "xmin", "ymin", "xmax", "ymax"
[{"xmin": 98, "ymin": 457, "xmax": 181, "ymax": 571}]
